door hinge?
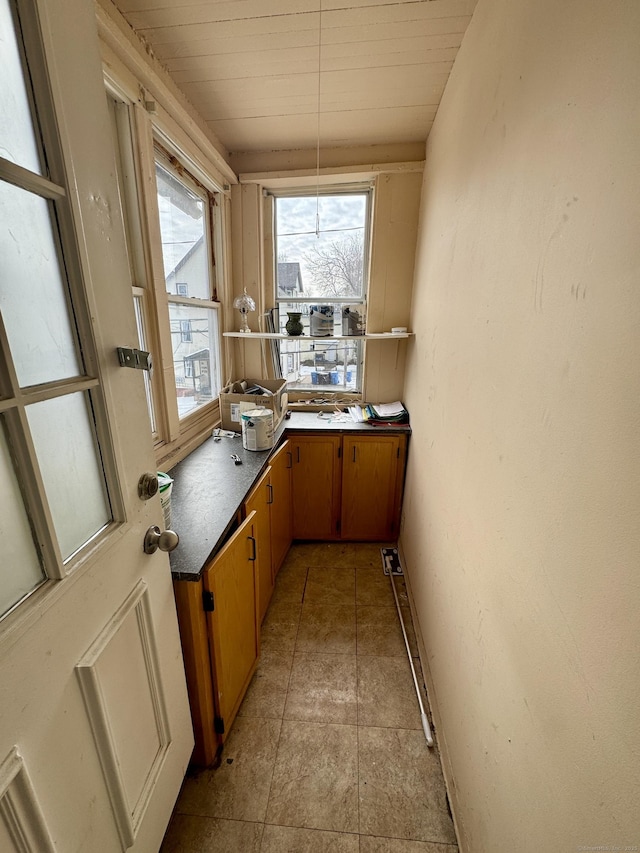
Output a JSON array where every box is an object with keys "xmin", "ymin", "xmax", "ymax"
[
  {"xmin": 214, "ymin": 716, "xmax": 225, "ymax": 734},
  {"xmin": 203, "ymin": 590, "xmax": 215, "ymax": 612}
]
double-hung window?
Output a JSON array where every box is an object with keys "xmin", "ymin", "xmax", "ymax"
[
  {"xmin": 155, "ymin": 155, "xmax": 222, "ymax": 422},
  {"xmin": 106, "ymin": 86, "xmax": 225, "ymax": 463},
  {"xmin": 274, "ymin": 191, "xmax": 371, "ymax": 394}
]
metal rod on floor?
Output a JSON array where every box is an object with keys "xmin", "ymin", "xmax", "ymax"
[{"xmin": 385, "ymin": 553, "xmax": 434, "ymax": 748}]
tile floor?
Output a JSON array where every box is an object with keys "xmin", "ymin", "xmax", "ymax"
[{"xmin": 161, "ymin": 542, "xmax": 458, "ymax": 853}]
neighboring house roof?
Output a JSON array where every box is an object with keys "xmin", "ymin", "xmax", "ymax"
[
  {"xmin": 183, "ymin": 348, "xmax": 210, "ymax": 361},
  {"xmin": 167, "ymin": 234, "xmax": 205, "ymax": 280},
  {"xmin": 278, "ymin": 262, "xmax": 304, "ymax": 293}
]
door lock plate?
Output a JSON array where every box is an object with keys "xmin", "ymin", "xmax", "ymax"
[{"xmin": 117, "ymin": 346, "xmax": 152, "ymax": 372}]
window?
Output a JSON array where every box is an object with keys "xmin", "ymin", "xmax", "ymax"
[
  {"xmin": 106, "ymin": 92, "xmax": 226, "ymax": 463},
  {"xmin": 274, "ymin": 191, "xmax": 370, "ymax": 394},
  {"xmin": 155, "ymin": 157, "xmax": 222, "ymax": 421},
  {"xmin": 179, "ymin": 319, "xmax": 192, "ymax": 342}
]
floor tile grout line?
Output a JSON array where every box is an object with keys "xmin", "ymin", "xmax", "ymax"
[
  {"xmin": 351, "ymin": 557, "xmax": 363, "ymax": 842},
  {"xmin": 356, "ymin": 695, "xmax": 361, "ymax": 839},
  {"xmin": 261, "ymin": 563, "xmax": 306, "ymax": 831}
]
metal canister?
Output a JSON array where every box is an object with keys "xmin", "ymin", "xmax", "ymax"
[
  {"xmin": 309, "ymin": 305, "xmax": 334, "ymax": 336},
  {"xmin": 240, "ymin": 407, "xmax": 275, "ymax": 451}
]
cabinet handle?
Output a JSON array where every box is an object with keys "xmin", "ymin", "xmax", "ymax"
[
  {"xmin": 352, "ymin": 446, "xmax": 357, "ymax": 462},
  {"xmin": 248, "ymin": 536, "xmax": 257, "ymax": 561},
  {"xmin": 296, "ymin": 446, "xmax": 300, "ymax": 463},
  {"xmin": 267, "ymin": 483, "xmax": 274, "ymax": 505},
  {"xmin": 286, "ymin": 451, "xmax": 293, "ymax": 469}
]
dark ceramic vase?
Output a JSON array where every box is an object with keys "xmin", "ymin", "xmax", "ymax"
[{"xmin": 285, "ymin": 312, "xmax": 303, "ymax": 336}]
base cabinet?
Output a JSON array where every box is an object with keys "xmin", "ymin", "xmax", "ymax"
[
  {"xmin": 341, "ymin": 435, "xmax": 406, "ymax": 540},
  {"xmin": 243, "ymin": 440, "xmax": 293, "ymax": 623},
  {"xmin": 269, "ymin": 440, "xmax": 293, "ymax": 577},
  {"xmin": 289, "ymin": 435, "xmax": 342, "ymax": 540},
  {"xmin": 244, "ymin": 468, "xmax": 273, "ymax": 623},
  {"xmin": 173, "ymin": 511, "xmax": 260, "ymax": 767},
  {"xmin": 291, "ymin": 432, "xmax": 407, "ymax": 541}
]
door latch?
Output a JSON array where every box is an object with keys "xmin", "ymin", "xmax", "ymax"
[{"xmin": 117, "ymin": 347, "xmax": 152, "ymax": 372}]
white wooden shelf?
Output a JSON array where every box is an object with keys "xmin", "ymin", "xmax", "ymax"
[{"xmin": 223, "ymin": 332, "xmax": 412, "ymax": 340}]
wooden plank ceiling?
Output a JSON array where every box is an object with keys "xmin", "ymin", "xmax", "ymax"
[{"xmin": 111, "ymin": 0, "xmax": 478, "ymax": 154}]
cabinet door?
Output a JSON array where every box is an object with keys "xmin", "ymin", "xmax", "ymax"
[
  {"xmin": 203, "ymin": 511, "xmax": 260, "ymax": 740},
  {"xmin": 290, "ymin": 435, "xmax": 342, "ymax": 540},
  {"xmin": 341, "ymin": 435, "xmax": 406, "ymax": 541},
  {"xmin": 244, "ymin": 468, "xmax": 273, "ymax": 623},
  {"xmin": 269, "ymin": 440, "xmax": 293, "ymax": 577}
]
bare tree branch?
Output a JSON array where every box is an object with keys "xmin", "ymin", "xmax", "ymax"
[{"xmin": 302, "ymin": 232, "xmax": 364, "ymax": 298}]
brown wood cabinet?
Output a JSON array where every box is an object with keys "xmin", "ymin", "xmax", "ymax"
[
  {"xmin": 290, "ymin": 432, "xmax": 407, "ymax": 541},
  {"xmin": 289, "ymin": 434, "xmax": 342, "ymax": 540},
  {"xmin": 269, "ymin": 440, "xmax": 293, "ymax": 577},
  {"xmin": 203, "ymin": 511, "xmax": 260, "ymax": 740},
  {"xmin": 242, "ymin": 440, "xmax": 293, "ymax": 622},
  {"xmin": 341, "ymin": 434, "xmax": 406, "ymax": 540},
  {"xmin": 244, "ymin": 468, "xmax": 273, "ymax": 622},
  {"xmin": 173, "ymin": 511, "xmax": 259, "ymax": 767}
]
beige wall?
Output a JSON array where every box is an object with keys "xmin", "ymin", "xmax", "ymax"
[
  {"xmin": 401, "ymin": 0, "xmax": 640, "ymax": 851},
  {"xmin": 364, "ymin": 171, "xmax": 422, "ymax": 402}
]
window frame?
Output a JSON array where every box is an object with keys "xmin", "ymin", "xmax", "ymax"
[
  {"xmin": 104, "ymin": 78, "xmax": 229, "ymax": 469},
  {"xmin": 154, "ymin": 147, "xmax": 223, "ymax": 429},
  {"xmin": 272, "ymin": 187, "xmax": 372, "ymax": 398}
]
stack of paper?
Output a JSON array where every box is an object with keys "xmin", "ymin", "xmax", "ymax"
[{"xmin": 348, "ymin": 401, "xmax": 409, "ymax": 425}]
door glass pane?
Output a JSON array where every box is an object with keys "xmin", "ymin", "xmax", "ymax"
[
  {"xmin": 169, "ymin": 302, "xmax": 220, "ymax": 419},
  {"xmin": 0, "ymin": 417, "xmax": 45, "ymax": 617},
  {"xmin": 27, "ymin": 393, "xmax": 110, "ymax": 561},
  {"xmin": 0, "ymin": 0, "xmax": 43, "ymax": 174},
  {"xmin": 155, "ymin": 162, "xmax": 210, "ymax": 300},
  {"xmin": 0, "ymin": 180, "xmax": 80, "ymax": 386}
]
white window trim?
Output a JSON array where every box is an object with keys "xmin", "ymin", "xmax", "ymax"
[{"xmin": 103, "ymin": 77, "xmax": 231, "ymax": 468}]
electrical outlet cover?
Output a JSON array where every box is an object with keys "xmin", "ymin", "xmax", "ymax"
[{"xmin": 381, "ymin": 547, "xmax": 403, "ymax": 575}]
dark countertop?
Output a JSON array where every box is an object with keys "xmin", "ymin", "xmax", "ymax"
[{"xmin": 168, "ymin": 411, "xmax": 410, "ymax": 581}]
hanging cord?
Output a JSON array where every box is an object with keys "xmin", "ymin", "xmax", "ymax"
[{"xmin": 315, "ymin": 0, "xmax": 323, "ymax": 237}]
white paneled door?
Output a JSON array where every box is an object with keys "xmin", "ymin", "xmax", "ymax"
[{"xmin": 0, "ymin": 0, "xmax": 193, "ymax": 850}]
